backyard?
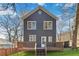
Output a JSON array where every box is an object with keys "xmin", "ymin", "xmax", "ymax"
[
  {"xmin": 10, "ymin": 51, "xmax": 35, "ymax": 56},
  {"xmin": 10, "ymin": 48, "xmax": 79, "ymax": 56},
  {"xmin": 48, "ymin": 48, "xmax": 79, "ymax": 56}
]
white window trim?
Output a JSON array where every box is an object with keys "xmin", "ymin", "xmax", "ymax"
[
  {"xmin": 43, "ymin": 21, "xmax": 52, "ymax": 30},
  {"xmin": 48, "ymin": 36, "xmax": 52, "ymax": 42},
  {"xmin": 29, "ymin": 35, "xmax": 36, "ymax": 42},
  {"xmin": 27, "ymin": 21, "xmax": 36, "ymax": 30}
]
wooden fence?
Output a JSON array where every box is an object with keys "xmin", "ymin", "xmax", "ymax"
[
  {"xmin": 0, "ymin": 48, "xmax": 22, "ymax": 56},
  {"xmin": 0, "ymin": 42, "xmax": 64, "ymax": 56}
]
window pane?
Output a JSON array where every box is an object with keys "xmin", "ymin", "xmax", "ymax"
[
  {"xmin": 48, "ymin": 36, "xmax": 52, "ymax": 42},
  {"xmin": 32, "ymin": 22, "xmax": 36, "ymax": 29},
  {"xmin": 44, "ymin": 21, "xmax": 52, "ymax": 30},
  {"xmin": 45, "ymin": 22, "xmax": 47, "ymax": 29},
  {"xmin": 34, "ymin": 35, "xmax": 36, "ymax": 41},
  {"xmin": 29, "ymin": 35, "xmax": 32, "ymax": 41},
  {"xmin": 27, "ymin": 21, "xmax": 36, "ymax": 30},
  {"xmin": 29, "ymin": 35, "xmax": 36, "ymax": 42},
  {"xmin": 28, "ymin": 22, "xmax": 31, "ymax": 29},
  {"xmin": 48, "ymin": 22, "xmax": 52, "ymax": 29}
]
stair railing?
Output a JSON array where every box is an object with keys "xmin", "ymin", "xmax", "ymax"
[
  {"xmin": 35, "ymin": 42, "xmax": 37, "ymax": 55},
  {"xmin": 45, "ymin": 42, "xmax": 47, "ymax": 55}
]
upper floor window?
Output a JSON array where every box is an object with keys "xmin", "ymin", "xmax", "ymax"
[
  {"xmin": 43, "ymin": 21, "xmax": 52, "ymax": 30},
  {"xmin": 27, "ymin": 21, "xmax": 36, "ymax": 30}
]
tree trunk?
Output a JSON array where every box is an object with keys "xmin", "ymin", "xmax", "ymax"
[{"xmin": 72, "ymin": 3, "xmax": 79, "ymax": 49}]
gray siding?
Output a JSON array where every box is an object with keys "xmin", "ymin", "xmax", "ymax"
[{"xmin": 24, "ymin": 10, "xmax": 56, "ymax": 48}]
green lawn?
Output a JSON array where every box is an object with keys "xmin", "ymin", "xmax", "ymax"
[
  {"xmin": 10, "ymin": 51, "xmax": 35, "ymax": 56},
  {"xmin": 10, "ymin": 48, "xmax": 79, "ymax": 56},
  {"xmin": 48, "ymin": 48, "xmax": 79, "ymax": 56}
]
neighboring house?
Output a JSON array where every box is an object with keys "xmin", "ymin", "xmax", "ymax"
[
  {"xmin": 77, "ymin": 26, "xmax": 79, "ymax": 47},
  {"xmin": 0, "ymin": 38, "xmax": 13, "ymax": 48},
  {"xmin": 56, "ymin": 32, "xmax": 73, "ymax": 47},
  {"xmin": 21, "ymin": 6, "xmax": 63, "ymax": 51}
]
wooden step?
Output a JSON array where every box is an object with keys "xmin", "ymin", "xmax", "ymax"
[{"xmin": 36, "ymin": 48, "xmax": 47, "ymax": 56}]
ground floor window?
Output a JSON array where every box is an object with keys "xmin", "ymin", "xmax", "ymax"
[
  {"xmin": 29, "ymin": 35, "xmax": 36, "ymax": 42},
  {"xmin": 48, "ymin": 36, "xmax": 52, "ymax": 42}
]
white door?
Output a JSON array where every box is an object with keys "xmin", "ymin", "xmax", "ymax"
[{"xmin": 41, "ymin": 36, "xmax": 46, "ymax": 48}]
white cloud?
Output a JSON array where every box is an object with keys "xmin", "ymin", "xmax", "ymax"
[
  {"xmin": 10, "ymin": 12, "xmax": 17, "ymax": 18},
  {"xmin": 37, "ymin": 3, "xmax": 45, "ymax": 6},
  {"xmin": 64, "ymin": 3, "xmax": 75, "ymax": 8},
  {"xmin": 55, "ymin": 4, "xmax": 63, "ymax": 6},
  {"xmin": 55, "ymin": 3, "xmax": 75, "ymax": 9},
  {"xmin": 0, "ymin": 8, "xmax": 15, "ymax": 15}
]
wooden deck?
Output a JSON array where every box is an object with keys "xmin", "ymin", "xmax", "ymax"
[
  {"xmin": 19, "ymin": 47, "xmax": 35, "ymax": 51},
  {"xmin": 47, "ymin": 47, "xmax": 63, "ymax": 51},
  {"xmin": 17, "ymin": 42, "xmax": 64, "ymax": 51}
]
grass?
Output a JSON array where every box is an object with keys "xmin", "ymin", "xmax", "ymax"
[
  {"xmin": 10, "ymin": 51, "xmax": 35, "ymax": 56},
  {"xmin": 47, "ymin": 48, "xmax": 79, "ymax": 56},
  {"xmin": 10, "ymin": 48, "xmax": 79, "ymax": 56}
]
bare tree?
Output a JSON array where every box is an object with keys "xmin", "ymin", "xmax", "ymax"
[
  {"xmin": 57, "ymin": 3, "xmax": 76, "ymax": 44},
  {"xmin": 57, "ymin": 19, "xmax": 66, "ymax": 41},
  {"xmin": 0, "ymin": 15, "xmax": 13, "ymax": 42},
  {"xmin": 0, "ymin": 3, "xmax": 23, "ymax": 42},
  {"xmin": 11, "ymin": 15, "xmax": 22, "ymax": 42}
]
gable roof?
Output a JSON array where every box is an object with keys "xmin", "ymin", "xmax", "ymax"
[{"xmin": 21, "ymin": 6, "xmax": 58, "ymax": 20}]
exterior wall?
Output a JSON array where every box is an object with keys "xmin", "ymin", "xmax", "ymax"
[
  {"xmin": 56, "ymin": 32, "xmax": 71, "ymax": 42},
  {"xmin": 24, "ymin": 10, "xmax": 56, "ymax": 48}
]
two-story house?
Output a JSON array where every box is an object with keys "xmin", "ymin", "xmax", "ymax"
[{"xmin": 21, "ymin": 6, "xmax": 63, "ymax": 52}]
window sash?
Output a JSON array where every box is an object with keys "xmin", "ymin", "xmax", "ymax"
[
  {"xmin": 48, "ymin": 36, "xmax": 52, "ymax": 42},
  {"xmin": 27, "ymin": 21, "xmax": 36, "ymax": 30},
  {"xmin": 29, "ymin": 35, "xmax": 36, "ymax": 42},
  {"xmin": 43, "ymin": 21, "xmax": 52, "ymax": 30}
]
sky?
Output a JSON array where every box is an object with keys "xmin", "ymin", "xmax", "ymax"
[
  {"xmin": 0, "ymin": 3, "xmax": 76, "ymax": 16},
  {"xmin": 15, "ymin": 3, "xmax": 61, "ymax": 15},
  {"xmin": 15, "ymin": 3, "xmax": 76, "ymax": 16},
  {"xmin": 0, "ymin": 3, "xmax": 77, "ymax": 39}
]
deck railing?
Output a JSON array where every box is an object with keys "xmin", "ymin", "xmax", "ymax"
[
  {"xmin": 17, "ymin": 42, "xmax": 64, "ymax": 49},
  {"xmin": 47, "ymin": 42, "xmax": 64, "ymax": 48},
  {"xmin": 17, "ymin": 41, "xmax": 64, "ymax": 51},
  {"xmin": 55, "ymin": 42, "xmax": 64, "ymax": 48}
]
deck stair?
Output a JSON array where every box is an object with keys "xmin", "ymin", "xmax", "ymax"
[{"xmin": 35, "ymin": 48, "xmax": 47, "ymax": 56}]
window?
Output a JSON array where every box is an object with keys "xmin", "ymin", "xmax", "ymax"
[
  {"xmin": 27, "ymin": 21, "xmax": 36, "ymax": 30},
  {"xmin": 48, "ymin": 36, "xmax": 52, "ymax": 42},
  {"xmin": 29, "ymin": 35, "xmax": 36, "ymax": 42},
  {"xmin": 38, "ymin": 10, "xmax": 42, "ymax": 15},
  {"xmin": 43, "ymin": 21, "xmax": 52, "ymax": 30}
]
